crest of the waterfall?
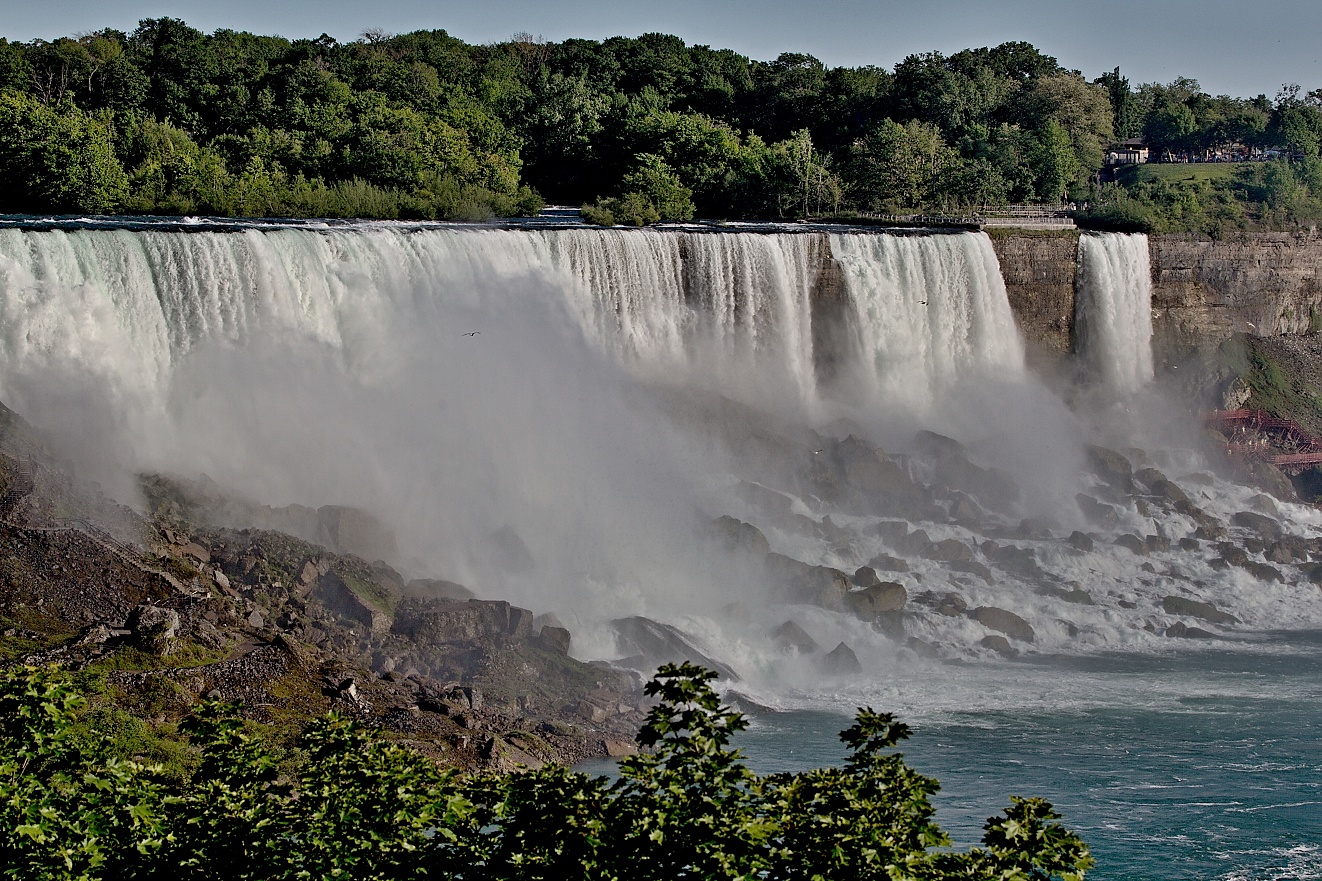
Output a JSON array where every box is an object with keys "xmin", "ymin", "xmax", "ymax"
[
  {"xmin": 828, "ymin": 231, "xmax": 1026, "ymax": 411},
  {"xmin": 1075, "ymin": 232, "xmax": 1154, "ymax": 394},
  {"xmin": 549, "ymin": 229, "xmax": 821, "ymax": 411}
]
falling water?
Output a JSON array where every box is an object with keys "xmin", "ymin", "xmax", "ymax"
[{"xmin": 1075, "ymin": 232, "xmax": 1154, "ymax": 394}]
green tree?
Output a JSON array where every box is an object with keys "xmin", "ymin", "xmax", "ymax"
[{"xmin": 0, "ymin": 92, "xmax": 129, "ymax": 213}]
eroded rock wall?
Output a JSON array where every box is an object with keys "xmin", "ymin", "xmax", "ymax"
[
  {"xmin": 1150, "ymin": 232, "xmax": 1322, "ymax": 361},
  {"xmin": 988, "ymin": 231, "xmax": 1078, "ymax": 358}
]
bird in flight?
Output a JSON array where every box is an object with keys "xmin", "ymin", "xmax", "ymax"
[
  {"xmin": 811, "ymin": 448, "xmax": 824, "ymax": 454},
  {"xmin": 463, "ymin": 331, "xmax": 481, "ymax": 336}
]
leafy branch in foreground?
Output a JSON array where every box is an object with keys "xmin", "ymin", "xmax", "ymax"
[{"xmin": 0, "ymin": 662, "xmax": 1092, "ymax": 880}]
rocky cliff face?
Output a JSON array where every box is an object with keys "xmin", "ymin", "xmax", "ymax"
[
  {"xmin": 1150, "ymin": 232, "xmax": 1322, "ymax": 362},
  {"xmin": 988, "ymin": 230, "xmax": 1322, "ymax": 366},
  {"xmin": 988, "ymin": 231, "xmax": 1078, "ymax": 360}
]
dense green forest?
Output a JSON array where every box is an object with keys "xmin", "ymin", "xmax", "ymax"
[
  {"xmin": 0, "ymin": 662, "xmax": 1091, "ymax": 880},
  {"xmin": 1, "ymin": 19, "xmax": 1322, "ymax": 226}
]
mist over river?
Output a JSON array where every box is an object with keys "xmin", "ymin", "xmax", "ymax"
[{"xmin": 1, "ymin": 217, "xmax": 1320, "ymax": 879}]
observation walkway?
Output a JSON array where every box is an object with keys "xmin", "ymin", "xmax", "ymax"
[{"xmin": 1205, "ymin": 409, "xmax": 1322, "ymax": 470}]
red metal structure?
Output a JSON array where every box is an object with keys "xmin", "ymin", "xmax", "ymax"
[{"xmin": 1205, "ymin": 409, "xmax": 1322, "ymax": 469}]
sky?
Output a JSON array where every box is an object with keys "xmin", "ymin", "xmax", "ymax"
[{"xmin": 3, "ymin": 0, "xmax": 1320, "ymax": 98}]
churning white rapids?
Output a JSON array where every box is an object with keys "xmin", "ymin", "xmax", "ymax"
[{"xmin": 0, "ymin": 220, "xmax": 1319, "ymax": 720}]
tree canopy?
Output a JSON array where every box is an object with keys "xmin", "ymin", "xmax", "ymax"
[{"xmin": 0, "ymin": 22, "xmax": 1319, "ymax": 221}]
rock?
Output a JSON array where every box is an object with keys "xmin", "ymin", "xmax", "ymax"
[
  {"xmin": 1038, "ymin": 585, "xmax": 1093, "ymax": 605},
  {"xmin": 610, "ymin": 616, "xmax": 738, "ymax": 680},
  {"xmin": 394, "ymin": 598, "xmax": 535, "ymax": 644},
  {"xmin": 1068, "ymin": 531, "xmax": 1094, "ymax": 552},
  {"xmin": 213, "ymin": 569, "xmax": 231, "ymax": 590},
  {"xmin": 1194, "ymin": 523, "xmax": 1228, "ymax": 540},
  {"xmin": 537, "ymin": 625, "xmax": 572, "ymax": 655},
  {"xmin": 923, "ymin": 538, "xmax": 973, "ymax": 563},
  {"xmin": 868, "ymin": 553, "xmax": 909, "ymax": 573},
  {"xmin": 1148, "ymin": 479, "xmax": 1189, "ymax": 505},
  {"xmin": 1178, "ymin": 537, "xmax": 1200, "ymax": 552},
  {"xmin": 937, "ymin": 591, "xmax": 969, "ymax": 617},
  {"xmin": 949, "ymin": 494, "xmax": 982, "ymax": 525},
  {"xmin": 1165, "ymin": 621, "xmax": 1217, "ymax": 639},
  {"xmin": 1145, "ymin": 534, "xmax": 1171, "ymax": 553},
  {"xmin": 1113, "ymin": 534, "xmax": 1148, "ymax": 555},
  {"xmin": 1133, "ymin": 467, "xmax": 1167, "ymax": 490},
  {"xmin": 1162, "ymin": 596, "xmax": 1238, "ymax": 625},
  {"xmin": 127, "ymin": 605, "xmax": 180, "ymax": 654},
  {"xmin": 404, "ymin": 579, "xmax": 476, "ymax": 602},
  {"xmin": 710, "ymin": 515, "xmax": 772, "ymax": 558},
  {"xmin": 820, "ymin": 642, "xmax": 862, "ymax": 675},
  {"xmin": 895, "ymin": 529, "xmax": 934, "ymax": 556},
  {"xmin": 905, "ymin": 636, "xmax": 941, "ymax": 658},
  {"xmin": 1076, "ymin": 493, "xmax": 1120, "ymax": 529},
  {"xmin": 1085, "ymin": 445, "xmax": 1134, "ymax": 491},
  {"xmin": 770, "ymin": 620, "xmax": 819, "ymax": 654},
  {"xmin": 852, "ymin": 566, "xmax": 880, "ymax": 588},
  {"xmin": 845, "ymin": 582, "xmax": 908, "ymax": 619},
  {"xmin": 1230, "ymin": 511, "xmax": 1283, "ymax": 542},
  {"xmin": 1249, "ymin": 493, "xmax": 1280, "ymax": 517},
  {"xmin": 314, "ymin": 571, "xmax": 392, "ymax": 632},
  {"xmin": 318, "ymin": 505, "xmax": 399, "ymax": 563},
  {"xmin": 764, "ymin": 553, "xmax": 850, "ymax": 610},
  {"xmin": 948, "ymin": 560, "xmax": 993, "ymax": 582},
  {"xmin": 247, "ymin": 608, "xmax": 265, "ymax": 629},
  {"xmin": 181, "ymin": 542, "xmax": 211, "ymax": 564},
  {"xmin": 1216, "ymin": 543, "xmax": 1249, "ymax": 566},
  {"xmin": 1243, "ymin": 562, "xmax": 1284, "ymax": 583},
  {"xmin": 969, "ymin": 606, "xmax": 1035, "ymax": 643},
  {"xmin": 980, "ymin": 634, "xmax": 1017, "ymax": 657}
]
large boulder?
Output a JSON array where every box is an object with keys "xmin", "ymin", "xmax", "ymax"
[
  {"xmin": 393, "ymin": 598, "xmax": 535, "ymax": 645},
  {"xmin": 1085, "ymin": 445, "xmax": 1134, "ymax": 492},
  {"xmin": 404, "ymin": 579, "xmax": 476, "ymax": 602},
  {"xmin": 314, "ymin": 572, "xmax": 392, "ymax": 632},
  {"xmin": 764, "ymin": 553, "xmax": 850, "ymax": 610},
  {"xmin": 845, "ymin": 582, "xmax": 908, "ymax": 619},
  {"xmin": 127, "ymin": 604, "xmax": 180, "ymax": 655},
  {"xmin": 611, "ymin": 616, "xmax": 738, "ymax": 680},
  {"xmin": 1162, "ymin": 596, "xmax": 1238, "ymax": 625},
  {"xmin": 1230, "ymin": 511, "xmax": 1283, "ymax": 542},
  {"xmin": 969, "ymin": 606, "xmax": 1035, "ymax": 643},
  {"xmin": 710, "ymin": 515, "xmax": 771, "ymax": 558},
  {"xmin": 820, "ymin": 642, "xmax": 862, "ymax": 675},
  {"xmin": 770, "ymin": 620, "xmax": 818, "ymax": 653}
]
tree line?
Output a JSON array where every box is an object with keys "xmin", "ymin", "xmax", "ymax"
[
  {"xmin": 0, "ymin": 662, "xmax": 1091, "ymax": 880},
  {"xmin": 0, "ymin": 19, "xmax": 1321, "ymax": 224}
]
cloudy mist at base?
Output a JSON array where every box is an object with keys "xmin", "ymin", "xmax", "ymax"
[{"xmin": 2, "ymin": 223, "xmax": 1321, "ymax": 713}]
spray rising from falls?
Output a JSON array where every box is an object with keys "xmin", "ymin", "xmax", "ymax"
[
  {"xmin": 1, "ymin": 221, "xmax": 1319, "ymax": 704},
  {"xmin": 1075, "ymin": 232, "xmax": 1154, "ymax": 394}
]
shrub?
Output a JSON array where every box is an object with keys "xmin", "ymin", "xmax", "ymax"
[{"xmin": 0, "ymin": 663, "xmax": 1093, "ymax": 880}]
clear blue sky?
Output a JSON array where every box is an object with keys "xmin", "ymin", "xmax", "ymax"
[{"xmin": 3, "ymin": 0, "xmax": 1320, "ymax": 98}]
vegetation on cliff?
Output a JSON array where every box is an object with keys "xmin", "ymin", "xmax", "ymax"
[
  {"xmin": 0, "ymin": 19, "xmax": 1316, "ymax": 224},
  {"xmin": 0, "ymin": 661, "xmax": 1092, "ymax": 881}
]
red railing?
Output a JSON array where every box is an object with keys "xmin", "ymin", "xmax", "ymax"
[{"xmin": 1206, "ymin": 409, "xmax": 1322, "ymax": 470}]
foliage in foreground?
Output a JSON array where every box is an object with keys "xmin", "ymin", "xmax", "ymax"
[{"xmin": 0, "ymin": 662, "xmax": 1091, "ymax": 880}]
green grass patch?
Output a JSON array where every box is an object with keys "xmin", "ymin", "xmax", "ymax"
[{"xmin": 1114, "ymin": 163, "xmax": 1250, "ymax": 186}]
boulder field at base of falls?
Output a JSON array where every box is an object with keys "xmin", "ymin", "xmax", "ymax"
[{"xmin": 5, "ymin": 222, "xmax": 1322, "ymax": 771}]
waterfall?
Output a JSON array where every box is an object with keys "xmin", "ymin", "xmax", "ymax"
[
  {"xmin": 1075, "ymin": 232, "xmax": 1154, "ymax": 393},
  {"xmin": 829, "ymin": 231, "xmax": 1026, "ymax": 410},
  {"xmin": 0, "ymin": 226, "xmax": 1016, "ymax": 420}
]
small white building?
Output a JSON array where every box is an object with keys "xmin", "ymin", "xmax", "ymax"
[{"xmin": 1105, "ymin": 139, "xmax": 1149, "ymax": 166}]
